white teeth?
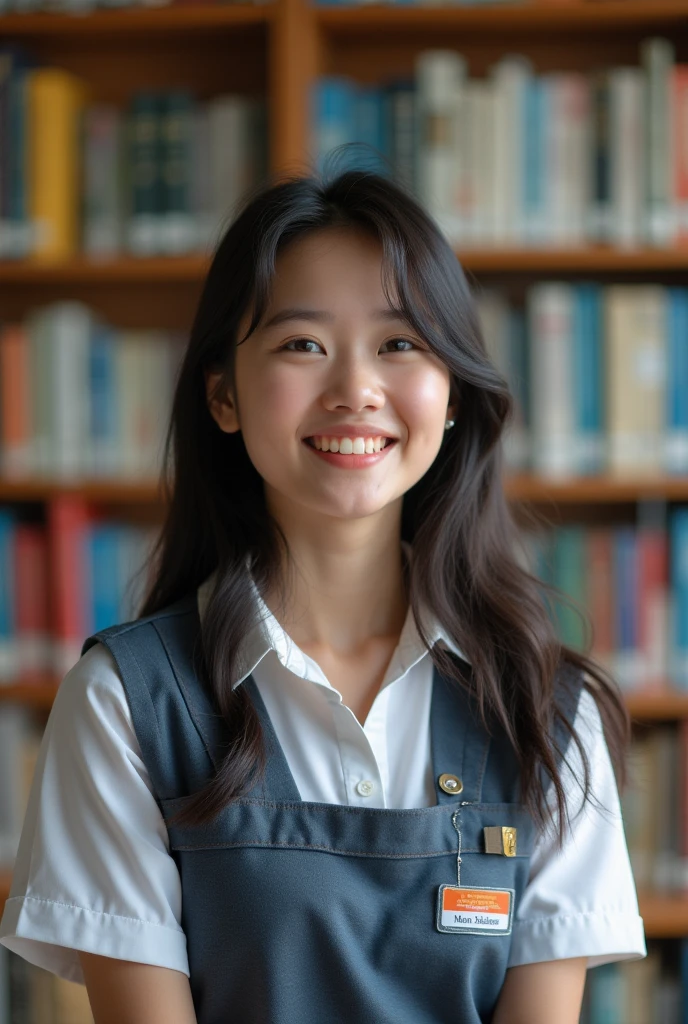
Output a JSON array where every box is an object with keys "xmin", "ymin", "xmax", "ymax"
[{"xmin": 309, "ymin": 435, "xmax": 391, "ymax": 454}]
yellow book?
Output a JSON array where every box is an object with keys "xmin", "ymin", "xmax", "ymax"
[{"xmin": 27, "ymin": 68, "xmax": 90, "ymax": 262}]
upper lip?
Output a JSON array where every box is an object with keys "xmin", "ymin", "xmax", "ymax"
[{"xmin": 304, "ymin": 425, "xmax": 398, "ymax": 439}]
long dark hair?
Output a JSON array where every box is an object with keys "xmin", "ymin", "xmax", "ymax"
[{"xmin": 137, "ymin": 162, "xmax": 629, "ymax": 840}]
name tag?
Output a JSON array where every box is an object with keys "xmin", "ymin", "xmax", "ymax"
[{"xmin": 436, "ymin": 885, "xmax": 514, "ymax": 936}]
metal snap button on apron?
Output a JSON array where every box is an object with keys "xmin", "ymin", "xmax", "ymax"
[
  {"xmin": 356, "ymin": 779, "xmax": 375, "ymax": 797},
  {"xmin": 438, "ymin": 773, "xmax": 463, "ymax": 794}
]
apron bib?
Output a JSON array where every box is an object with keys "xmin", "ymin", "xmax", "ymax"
[{"xmin": 83, "ymin": 592, "xmax": 581, "ymax": 1024}]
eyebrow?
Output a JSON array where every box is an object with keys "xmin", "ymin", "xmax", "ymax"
[{"xmin": 261, "ymin": 306, "xmax": 411, "ymax": 329}]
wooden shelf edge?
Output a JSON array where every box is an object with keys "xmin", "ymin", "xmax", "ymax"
[
  {"xmin": 504, "ymin": 474, "xmax": 688, "ymax": 503},
  {"xmin": 0, "ymin": 3, "xmax": 273, "ymax": 35},
  {"xmin": 639, "ymin": 890, "xmax": 688, "ymax": 939},
  {"xmin": 0, "ymin": 479, "xmax": 165, "ymax": 502},
  {"xmin": 2, "ymin": 248, "xmax": 688, "ymax": 283},
  {"xmin": 2, "ymin": 474, "xmax": 688, "ymax": 504},
  {"xmin": 317, "ymin": 0, "xmax": 688, "ymax": 32}
]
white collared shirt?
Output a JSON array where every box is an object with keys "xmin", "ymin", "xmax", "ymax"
[{"xmin": 0, "ymin": 545, "xmax": 646, "ymax": 985}]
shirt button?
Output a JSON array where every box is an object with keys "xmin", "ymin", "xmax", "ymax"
[{"xmin": 356, "ymin": 779, "xmax": 375, "ymax": 797}]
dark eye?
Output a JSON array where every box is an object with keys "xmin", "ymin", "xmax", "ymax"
[
  {"xmin": 282, "ymin": 338, "xmax": 323, "ymax": 353},
  {"xmin": 383, "ymin": 337, "xmax": 421, "ymax": 352}
]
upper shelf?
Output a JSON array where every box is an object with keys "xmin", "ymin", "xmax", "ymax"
[
  {"xmin": 0, "ymin": 3, "xmax": 273, "ymax": 35},
  {"xmin": 1, "ymin": 0, "xmax": 688, "ymax": 37},
  {"xmin": 316, "ymin": 0, "xmax": 688, "ymax": 32},
  {"xmin": 2, "ymin": 247, "xmax": 688, "ymax": 285}
]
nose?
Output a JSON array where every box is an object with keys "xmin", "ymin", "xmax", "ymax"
[{"xmin": 321, "ymin": 353, "xmax": 385, "ymax": 414}]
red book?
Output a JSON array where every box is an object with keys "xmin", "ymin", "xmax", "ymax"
[
  {"xmin": 15, "ymin": 524, "xmax": 51, "ymax": 684},
  {"xmin": 0, "ymin": 324, "xmax": 30, "ymax": 478},
  {"xmin": 47, "ymin": 496, "xmax": 92, "ymax": 678},
  {"xmin": 673, "ymin": 65, "xmax": 688, "ymax": 244},
  {"xmin": 637, "ymin": 527, "xmax": 669, "ymax": 688},
  {"xmin": 587, "ymin": 527, "xmax": 614, "ymax": 675}
]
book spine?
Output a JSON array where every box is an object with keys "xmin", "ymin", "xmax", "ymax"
[
  {"xmin": 666, "ymin": 288, "xmax": 688, "ymax": 474},
  {"xmin": 83, "ymin": 105, "xmax": 124, "ymax": 257},
  {"xmin": 14, "ymin": 523, "xmax": 50, "ymax": 682},
  {"xmin": 674, "ymin": 65, "xmax": 688, "ymax": 244},
  {"xmin": 0, "ymin": 511, "xmax": 16, "ymax": 684},
  {"xmin": 126, "ymin": 91, "xmax": 163, "ymax": 255},
  {"xmin": 527, "ymin": 283, "xmax": 575, "ymax": 477},
  {"xmin": 159, "ymin": 90, "xmax": 196, "ymax": 254},
  {"xmin": 609, "ymin": 67, "xmax": 644, "ymax": 249},
  {"xmin": 641, "ymin": 36, "xmax": 675, "ymax": 246}
]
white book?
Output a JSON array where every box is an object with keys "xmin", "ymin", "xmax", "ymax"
[
  {"xmin": 609, "ymin": 68, "xmax": 645, "ymax": 249},
  {"xmin": 605, "ymin": 286, "xmax": 667, "ymax": 473},
  {"xmin": 490, "ymin": 56, "xmax": 531, "ymax": 245},
  {"xmin": 208, "ymin": 95, "xmax": 252, "ymax": 233},
  {"xmin": 641, "ymin": 37, "xmax": 675, "ymax": 246},
  {"xmin": 415, "ymin": 51, "xmax": 467, "ymax": 242},
  {"xmin": 51, "ymin": 303, "xmax": 93, "ymax": 480},
  {"xmin": 544, "ymin": 74, "xmax": 591, "ymax": 246},
  {"xmin": 464, "ymin": 79, "xmax": 495, "ymax": 246},
  {"xmin": 527, "ymin": 283, "xmax": 577, "ymax": 478}
]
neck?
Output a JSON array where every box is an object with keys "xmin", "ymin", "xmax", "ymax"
[{"xmin": 261, "ymin": 494, "xmax": 409, "ymax": 658}]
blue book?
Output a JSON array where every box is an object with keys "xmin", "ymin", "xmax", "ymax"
[
  {"xmin": 313, "ymin": 77, "xmax": 357, "ymax": 175},
  {"xmin": 667, "ymin": 287, "xmax": 688, "ymax": 474},
  {"xmin": 89, "ymin": 321, "xmax": 118, "ymax": 477},
  {"xmin": 384, "ymin": 79, "xmax": 418, "ymax": 194},
  {"xmin": 573, "ymin": 283, "xmax": 604, "ymax": 474},
  {"xmin": 89, "ymin": 524, "xmax": 123, "ymax": 634},
  {"xmin": 670, "ymin": 507, "xmax": 688, "ymax": 689},
  {"xmin": 354, "ymin": 86, "xmax": 389, "ymax": 176},
  {"xmin": 614, "ymin": 527, "xmax": 640, "ymax": 689},
  {"xmin": 552, "ymin": 526, "xmax": 587, "ymax": 651},
  {"xmin": 523, "ymin": 75, "xmax": 546, "ymax": 243},
  {"xmin": 0, "ymin": 510, "xmax": 15, "ymax": 681}
]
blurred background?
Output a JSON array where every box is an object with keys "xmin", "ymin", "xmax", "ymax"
[{"xmin": 0, "ymin": 0, "xmax": 687, "ymax": 1019}]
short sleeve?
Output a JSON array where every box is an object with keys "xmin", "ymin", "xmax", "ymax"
[
  {"xmin": 507, "ymin": 685, "xmax": 647, "ymax": 969},
  {"xmin": 0, "ymin": 642, "xmax": 189, "ymax": 985}
]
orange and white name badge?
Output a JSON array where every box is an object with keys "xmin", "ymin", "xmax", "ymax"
[{"xmin": 436, "ymin": 885, "xmax": 514, "ymax": 936}]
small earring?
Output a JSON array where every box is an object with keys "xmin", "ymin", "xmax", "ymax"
[{"xmin": 444, "ymin": 419, "xmax": 455, "ymax": 430}]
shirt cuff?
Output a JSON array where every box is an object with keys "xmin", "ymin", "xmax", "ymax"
[
  {"xmin": 507, "ymin": 908, "xmax": 647, "ymax": 969},
  {"xmin": 0, "ymin": 895, "xmax": 189, "ymax": 984}
]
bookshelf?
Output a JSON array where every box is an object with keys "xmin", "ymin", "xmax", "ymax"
[{"xmin": 1, "ymin": 0, "xmax": 688, "ymax": 970}]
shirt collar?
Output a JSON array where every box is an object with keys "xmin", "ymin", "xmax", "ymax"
[{"xmin": 196, "ymin": 540, "xmax": 470, "ymax": 693}]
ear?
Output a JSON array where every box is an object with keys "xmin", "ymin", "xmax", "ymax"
[{"xmin": 205, "ymin": 369, "xmax": 240, "ymax": 434}]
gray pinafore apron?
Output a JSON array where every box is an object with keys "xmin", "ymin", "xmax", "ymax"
[{"xmin": 81, "ymin": 591, "xmax": 582, "ymax": 1024}]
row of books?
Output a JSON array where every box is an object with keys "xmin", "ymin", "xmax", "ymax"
[
  {"xmin": 0, "ymin": 499, "xmax": 155, "ymax": 681},
  {"xmin": 315, "ymin": 38, "xmax": 688, "ymax": 248},
  {"xmin": 0, "ymin": 304, "xmax": 185, "ymax": 480},
  {"xmin": 478, "ymin": 283, "xmax": 688, "ymax": 480},
  {"xmin": 624, "ymin": 725, "xmax": 688, "ymax": 894},
  {"xmin": 0, "ymin": 937, "xmax": 93, "ymax": 1023},
  {"xmin": 520, "ymin": 510, "xmax": 687, "ymax": 691},
  {"xmin": 581, "ymin": 942, "xmax": 687, "ymax": 1024},
  {"xmin": 0, "ymin": 50, "xmax": 268, "ymax": 260}
]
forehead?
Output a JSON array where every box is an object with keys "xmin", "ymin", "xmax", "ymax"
[{"xmin": 270, "ymin": 227, "xmax": 392, "ymax": 303}]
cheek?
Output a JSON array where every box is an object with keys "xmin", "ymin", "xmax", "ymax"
[{"xmin": 401, "ymin": 368, "xmax": 451, "ymax": 434}]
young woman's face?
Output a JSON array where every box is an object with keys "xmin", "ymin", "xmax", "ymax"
[{"xmin": 207, "ymin": 226, "xmax": 455, "ymax": 525}]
